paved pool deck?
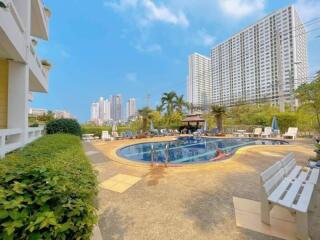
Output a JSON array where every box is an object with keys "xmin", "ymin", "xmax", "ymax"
[{"xmin": 84, "ymin": 137, "xmax": 320, "ymax": 240}]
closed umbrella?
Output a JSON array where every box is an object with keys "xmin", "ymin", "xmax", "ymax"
[
  {"xmin": 150, "ymin": 120, "xmax": 155, "ymax": 132},
  {"xmin": 203, "ymin": 121, "xmax": 208, "ymax": 132},
  {"xmin": 271, "ymin": 116, "xmax": 279, "ymax": 136}
]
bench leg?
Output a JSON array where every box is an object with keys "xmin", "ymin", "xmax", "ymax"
[
  {"xmin": 261, "ymin": 200, "xmax": 271, "ymax": 225},
  {"xmin": 296, "ymin": 212, "xmax": 309, "ymax": 240}
]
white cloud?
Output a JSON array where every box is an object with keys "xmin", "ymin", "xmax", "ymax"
[
  {"xmin": 218, "ymin": 0, "xmax": 265, "ymax": 18},
  {"xmin": 135, "ymin": 43, "xmax": 162, "ymax": 53},
  {"xmin": 142, "ymin": 0, "xmax": 189, "ymax": 27},
  {"xmin": 104, "ymin": 0, "xmax": 189, "ymax": 27},
  {"xmin": 295, "ymin": 0, "xmax": 320, "ymax": 22},
  {"xmin": 195, "ymin": 29, "xmax": 215, "ymax": 46},
  {"xmin": 125, "ymin": 72, "xmax": 138, "ymax": 83}
]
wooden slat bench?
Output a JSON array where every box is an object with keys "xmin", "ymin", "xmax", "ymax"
[{"xmin": 260, "ymin": 153, "xmax": 319, "ymax": 240}]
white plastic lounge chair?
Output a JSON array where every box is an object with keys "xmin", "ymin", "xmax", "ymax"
[
  {"xmin": 253, "ymin": 128, "xmax": 262, "ymax": 137},
  {"xmin": 283, "ymin": 127, "xmax": 298, "ymax": 140},
  {"xmin": 101, "ymin": 131, "xmax": 113, "ymax": 141},
  {"xmin": 261, "ymin": 127, "xmax": 272, "ymax": 138}
]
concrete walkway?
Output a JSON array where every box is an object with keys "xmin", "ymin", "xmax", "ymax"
[{"xmin": 84, "ymin": 139, "xmax": 320, "ymax": 240}]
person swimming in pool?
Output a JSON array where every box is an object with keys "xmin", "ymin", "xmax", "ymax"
[{"xmin": 210, "ymin": 148, "xmax": 231, "ymax": 161}]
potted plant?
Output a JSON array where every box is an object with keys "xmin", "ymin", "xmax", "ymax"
[
  {"xmin": 44, "ymin": 7, "xmax": 51, "ymax": 18},
  {"xmin": 31, "ymin": 38, "xmax": 38, "ymax": 47},
  {"xmin": 41, "ymin": 60, "xmax": 52, "ymax": 72}
]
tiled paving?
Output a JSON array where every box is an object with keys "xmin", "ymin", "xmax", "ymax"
[
  {"xmin": 100, "ymin": 174, "xmax": 141, "ymax": 193},
  {"xmin": 85, "ymin": 138, "xmax": 320, "ymax": 240}
]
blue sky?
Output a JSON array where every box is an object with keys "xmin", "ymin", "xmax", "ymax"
[{"xmin": 33, "ymin": 0, "xmax": 320, "ymax": 122}]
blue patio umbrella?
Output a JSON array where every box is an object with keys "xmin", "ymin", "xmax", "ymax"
[{"xmin": 271, "ymin": 116, "xmax": 280, "ymax": 135}]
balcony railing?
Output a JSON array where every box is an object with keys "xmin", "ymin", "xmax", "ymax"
[
  {"xmin": 30, "ymin": 43, "xmax": 48, "ymax": 78},
  {"xmin": 0, "ymin": 126, "xmax": 45, "ymax": 158}
]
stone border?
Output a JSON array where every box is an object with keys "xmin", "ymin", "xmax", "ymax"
[{"xmin": 92, "ymin": 136, "xmax": 302, "ymax": 170}]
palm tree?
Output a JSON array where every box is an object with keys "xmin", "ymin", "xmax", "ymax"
[
  {"xmin": 156, "ymin": 104, "xmax": 165, "ymax": 113},
  {"xmin": 138, "ymin": 107, "xmax": 153, "ymax": 131},
  {"xmin": 161, "ymin": 91, "xmax": 177, "ymax": 115},
  {"xmin": 210, "ymin": 105, "xmax": 226, "ymax": 133},
  {"xmin": 174, "ymin": 95, "xmax": 187, "ymax": 113}
]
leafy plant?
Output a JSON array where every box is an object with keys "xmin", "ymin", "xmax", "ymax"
[
  {"xmin": 46, "ymin": 119, "xmax": 81, "ymax": 137},
  {"xmin": 0, "ymin": 134, "xmax": 97, "ymax": 239}
]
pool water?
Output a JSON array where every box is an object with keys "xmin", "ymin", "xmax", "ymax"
[{"xmin": 117, "ymin": 137, "xmax": 288, "ymax": 164}]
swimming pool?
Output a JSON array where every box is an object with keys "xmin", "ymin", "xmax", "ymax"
[{"xmin": 117, "ymin": 137, "xmax": 288, "ymax": 164}]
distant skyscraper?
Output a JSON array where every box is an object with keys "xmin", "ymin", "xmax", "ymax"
[
  {"xmin": 187, "ymin": 53, "xmax": 212, "ymax": 110},
  {"xmin": 90, "ymin": 102, "xmax": 100, "ymax": 123},
  {"xmin": 126, "ymin": 98, "xmax": 137, "ymax": 120},
  {"xmin": 110, "ymin": 94, "xmax": 122, "ymax": 121},
  {"xmin": 104, "ymin": 99, "xmax": 111, "ymax": 121}
]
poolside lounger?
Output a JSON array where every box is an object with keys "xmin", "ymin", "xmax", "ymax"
[
  {"xmin": 261, "ymin": 127, "xmax": 272, "ymax": 138},
  {"xmin": 283, "ymin": 127, "xmax": 298, "ymax": 140},
  {"xmin": 101, "ymin": 131, "xmax": 113, "ymax": 141}
]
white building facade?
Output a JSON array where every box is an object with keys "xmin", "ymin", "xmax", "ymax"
[
  {"xmin": 211, "ymin": 5, "xmax": 308, "ymax": 108},
  {"xmin": 187, "ymin": 53, "xmax": 212, "ymax": 110},
  {"xmin": 126, "ymin": 98, "xmax": 136, "ymax": 120},
  {"xmin": 90, "ymin": 97, "xmax": 112, "ymax": 125},
  {"xmin": 0, "ymin": 0, "xmax": 51, "ymax": 158}
]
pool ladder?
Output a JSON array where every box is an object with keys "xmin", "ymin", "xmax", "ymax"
[{"xmin": 150, "ymin": 144, "xmax": 169, "ymax": 167}]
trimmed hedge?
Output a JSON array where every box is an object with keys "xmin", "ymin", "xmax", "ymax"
[
  {"xmin": 46, "ymin": 119, "xmax": 81, "ymax": 137},
  {"xmin": 0, "ymin": 134, "xmax": 97, "ymax": 239}
]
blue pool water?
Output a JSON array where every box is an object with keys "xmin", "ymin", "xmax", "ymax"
[{"xmin": 117, "ymin": 137, "xmax": 288, "ymax": 164}]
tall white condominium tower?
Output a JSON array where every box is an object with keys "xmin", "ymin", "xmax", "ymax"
[
  {"xmin": 90, "ymin": 97, "xmax": 111, "ymax": 125},
  {"xmin": 211, "ymin": 5, "xmax": 308, "ymax": 109},
  {"xmin": 90, "ymin": 102, "xmax": 100, "ymax": 123},
  {"xmin": 187, "ymin": 53, "xmax": 212, "ymax": 110},
  {"xmin": 126, "ymin": 98, "xmax": 136, "ymax": 120},
  {"xmin": 110, "ymin": 95, "xmax": 122, "ymax": 121}
]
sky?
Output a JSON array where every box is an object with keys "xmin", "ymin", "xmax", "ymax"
[{"xmin": 32, "ymin": 0, "xmax": 320, "ymax": 122}]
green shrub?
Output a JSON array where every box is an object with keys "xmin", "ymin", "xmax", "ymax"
[
  {"xmin": 276, "ymin": 113, "xmax": 298, "ymax": 133},
  {"xmin": 46, "ymin": 119, "xmax": 81, "ymax": 136},
  {"xmin": 0, "ymin": 134, "xmax": 97, "ymax": 239}
]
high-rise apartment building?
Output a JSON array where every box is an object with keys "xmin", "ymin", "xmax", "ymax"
[
  {"xmin": 187, "ymin": 53, "xmax": 212, "ymax": 109},
  {"xmin": 90, "ymin": 102, "xmax": 100, "ymax": 123},
  {"xmin": 110, "ymin": 95, "xmax": 122, "ymax": 121},
  {"xmin": 90, "ymin": 97, "xmax": 111, "ymax": 125},
  {"xmin": 187, "ymin": 6, "xmax": 308, "ymax": 110},
  {"xmin": 126, "ymin": 98, "xmax": 137, "ymax": 120},
  {"xmin": 211, "ymin": 5, "xmax": 308, "ymax": 108}
]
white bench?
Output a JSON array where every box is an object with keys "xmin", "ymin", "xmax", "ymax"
[
  {"xmin": 260, "ymin": 154, "xmax": 318, "ymax": 240},
  {"xmin": 280, "ymin": 153, "xmax": 319, "ymax": 187}
]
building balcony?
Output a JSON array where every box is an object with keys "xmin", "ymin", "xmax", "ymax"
[
  {"xmin": 31, "ymin": 0, "xmax": 50, "ymax": 40},
  {"xmin": 29, "ymin": 42, "xmax": 50, "ymax": 93},
  {"xmin": 0, "ymin": 0, "xmax": 26, "ymax": 62},
  {"xmin": 0, "ymin": 126, "xmax": 45, "ymax": 158}
]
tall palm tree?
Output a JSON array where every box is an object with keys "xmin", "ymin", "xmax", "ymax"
[
  {"xmin": 210, "ymin": 105, "xmax": 226, "ymax": 133},
  {"xmin": 156, "ymin": 104, "xmax": 165, "ymax": 113},
  {"xmin": 138, "ymin": 107, "xmax": 153, "ymax": 131},
  {"xmin": 174, "ymin": 95, "xmax": 187, "ymax": 113},
  {"xmin": 161, "ymin": 91, "xmax": 177, "ymax": 115}
]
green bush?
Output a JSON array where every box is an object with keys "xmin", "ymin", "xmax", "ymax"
[
  {"xmin": 276, "ymin": 113, "xmax": 298, "ymax": 133},
  {"xmin": 0, "ymin": 134, "xmax": 97, "ymax": 239},
  {"xmin": 46, "ymin": 119, "xmax": 81, "ymax": 136}
]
